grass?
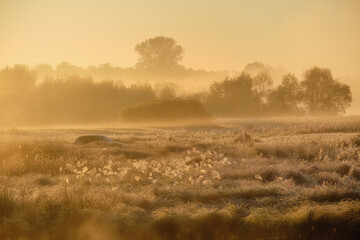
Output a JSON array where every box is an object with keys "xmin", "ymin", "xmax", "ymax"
[
  {"xmin": 335, "ymin": 164, "xmax": 351, "ymax": 177},
  {"xmin": 0, "ymin": 116, "xmax": 360, "ymax": 239}
]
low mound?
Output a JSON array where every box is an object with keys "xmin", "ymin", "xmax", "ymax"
[{"xmin": 121, "ymin": 98, "xmax": 212, "ymax": 124}]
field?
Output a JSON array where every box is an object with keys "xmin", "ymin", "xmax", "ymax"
[{"xmin": 1, "ymin": 116, "xmax": 360, "ymax": 240}]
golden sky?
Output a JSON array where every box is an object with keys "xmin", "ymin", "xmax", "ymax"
[{"xmin": 1, "ymin": 0, "xmax": 359, "ymax": 76}]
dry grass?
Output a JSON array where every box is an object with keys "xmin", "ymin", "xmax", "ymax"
[{"xmin": 0, "ymin": 116, "xmax": 360, "ymax": 239}]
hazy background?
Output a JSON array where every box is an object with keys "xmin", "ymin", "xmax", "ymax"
[
  {"xmin": 1, "ymin": 0, "xmax": 359, "ymax": 74},
  {"xmin": 1, "ymin": 0, "xmax": 359, "ymax": 117}
]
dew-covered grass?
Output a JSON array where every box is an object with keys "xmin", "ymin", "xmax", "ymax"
[{"xmin": 0, "ymin": 116, "xmax": 360, "ymax": 239}]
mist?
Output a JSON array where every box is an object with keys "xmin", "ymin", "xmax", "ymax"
[
  {"xmin": 1, "ymin": 1, "xmax": 360, "ymax": 240},
  {"xmin": 0, "ymin": 58, "xmax": 355, "ymax": 126},
  {"xmin": 1, "ymin": 1, "xmax": 359, "ymax": 125}
]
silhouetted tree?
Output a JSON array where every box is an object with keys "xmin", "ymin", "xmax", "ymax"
[
  {"xmin": 268, "ymin": 73, "xmax": 301, "ymax": 114},
  {"xmin": 33, "ymin": 64, "xmax": 54, "ymax": 82},
  {"xmin": 55, "ymin": 62, "xmax": 85, "ymax": 76},
  {"xmin": 301, "ymin": 67, "xmax": 352, "ymax": 114},
  {"xmin": 252, "ymin": 71, "xmax": 273, "ymax": 103},
  {"xmin": 243, "ymin": 62, "xmax": 268, "ymax": 77},
  {"xmin": 135, "ymin": 36, "xmax": 184, "ymax": 70},
  {"xmin": 159, "ymin": 86, "xmax": 176, "ymax": 100},
  {"xmin": 0, "ymin": 65, "xmax": 37, "ymax": 123},
  {"xmin": 205, "ymin": 73, "xmax": 260, "ymax": 116},
  {"xmin": 0, "ymin": 65, "xmax": 36, "ymax": 95}
]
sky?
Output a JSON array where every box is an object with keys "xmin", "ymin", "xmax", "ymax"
[{"xmin": 1, "ymin": 0, "xmax": 360, "ymax": 77}]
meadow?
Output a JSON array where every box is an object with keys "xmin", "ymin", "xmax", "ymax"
[{"xmin": 1, "ymin": 116, "xmax": 360, "ymax": 240}]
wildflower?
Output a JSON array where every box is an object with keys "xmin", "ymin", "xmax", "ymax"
[
  {"xmin": 119, "ymin": 167, "xmax": 130, "ymax": 177},
  {"xmin": 254, "ymin": 174, "xmax": 263, "ymax": 181},
  {"xmin": 104, "ymin": 160, "xmax": 113, "ymax": 170},
  {"xmin": 203, "ymin": 180, "xmax": 210, "ymax": 185},
  {"xmin": 196, "ymin": 175, "xmax": 204, "ymax": 183},
  {"xmin": 212, "ymin": 170, "xmax": 221, "ymax": 180},
  {"xmin": 77, "ymin": 160, "xmax": 87, "ymax": 168}
]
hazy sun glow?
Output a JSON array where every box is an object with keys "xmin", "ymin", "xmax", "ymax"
[{"xmin": 1, "ymin": 0, "xmax": 359, "ymax": 76}]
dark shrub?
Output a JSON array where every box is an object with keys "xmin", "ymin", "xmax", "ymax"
[
  {"xmin": 260, "ymin": 169, "xmax": 278, "ymax": 182},
  {"xmin": 161, "ymin": 145, "xmax": 187, "ymax": 155},
  {"xmin": 302, "ymin": 166, "xmax": 320, "ymax": 174},
  {"xmin": 352, "ymin": 168, "xmax": 360, "ymax": 181},
  {"xmin": 284, "ymin": 170, "xmax": 309, "ymax": 186},
  {"xmin": 335, "ymin": 164, "xmax": 351, "ymax": 177},
  {"xmin": 351, "ymin": 135, "xmax": 360, "ymax": 147},
  {"xmin": 121, "ymin": 98, "xmax": 211, "ymax": 124}
]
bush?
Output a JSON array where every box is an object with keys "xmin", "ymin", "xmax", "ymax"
[
  {"xmin": 351, "ymin": 135, "xmax": 360, "ymax": 147},
  {"xmin": 283, "ymin": 170, "xmax": 309, "ymax": 186},
  {"xmin": 352, "ymin": 168, "xmax": 360, "ymax": 181},
  {"xmin": 121, "ymin": 98, "xmax": 211, "ymax": 124},
  {"xmin": 335, "ymin": 164, "xmax": 351, "ymax": 177},
  {"xmin": 260, "ymin": 169, "xmax": 278, "ymax": 182}
]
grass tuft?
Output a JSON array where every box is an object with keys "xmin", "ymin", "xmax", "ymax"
[{"xmin": 335, "ymin": 164, "xmax": 351, "ymax": 177}]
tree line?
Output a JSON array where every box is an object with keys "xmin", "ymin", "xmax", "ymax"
[
  {"xmin": 0, "ymin": 65, "xmax": 156, "ymax": 124},
  {"xmin": 0, "ymin": 64, "xmax": 352, "ymax": 125},
  {"xmin": 0, "ymin": 36, "xmax": 352, "ymax": 125},
  {"xmin": 203, "ymin": 67, "xmax": 352, "ymax": 117}
]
